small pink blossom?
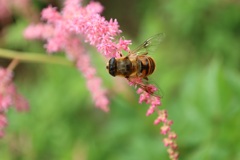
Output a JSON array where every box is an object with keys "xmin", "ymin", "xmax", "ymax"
[
  {"xmin": 0, "ymin": 114, "xmax": 7, "ymax": 128},
  {"xmin": 24, "ymin": 24, "xmax": 54, "ymax": 40},
  {"xmin": 41, "ymin": 6, "xmax": 62, "ymax": 23},
  {"xmin": 168, "ymin": 131, "xmax": 177, "ymax": 139},
  {"xmin": 164, "ymin": 132, "xmax": 178, "ymax": 150},
  {"xmin": 168, "ymin": 148, "xmax": 179, "ymax": 160},
  {"xmin": 85, "ymin": 1, "xmax": 104, "ymax": 14},
  {"xmin": 146, "ymin": 104, "xmax": 157, "ymax": 116},
  {"xmin": 154, "ymin": 110, "xmax": 168, "ymax": 125},
  {"xmin": 163, "ymin": 137, "xmax": 173, "ymax": 147},
  {"xmin": 0, "ymin": 67, "xmax": 29, "ymax": 138},
  {"xmin": 160, "ymin": 123, "xmax": 171, "ymax": 135},
  {"xmin": 116, "ymin": 38, "xmax": 132, "ymax": 52},
  {"xmin": 130, "ymin": 78, "xmax": 161, "ymax": 116}
]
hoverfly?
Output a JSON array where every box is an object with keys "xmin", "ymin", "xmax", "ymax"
[{"xmin": 106, "ymin": 33, "xmax": 165, "ymax": 95}]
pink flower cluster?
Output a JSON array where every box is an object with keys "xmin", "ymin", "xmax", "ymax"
[
  {"xmin": 0, "ymin": 67, "xmax": 29, "ymax": 138},
  {"xmin": 24, "ymin": 0, "xmax": 131, "ymax": 111},
  {"xmin": 130, "ymin": 78, "xmax": 179, "ymax": 160}
]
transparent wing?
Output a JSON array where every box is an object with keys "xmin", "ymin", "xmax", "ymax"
[{"xmin": 130, "ymin": 33, "xmax": 165, "ymax": 55}]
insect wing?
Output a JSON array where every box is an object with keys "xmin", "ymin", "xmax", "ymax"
[{"xmin": 130, "ymin": 33, "xmax": 165, "ymax": 55}]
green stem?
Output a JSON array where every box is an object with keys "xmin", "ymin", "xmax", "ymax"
[{"xmin": 0, "ymin": 48, "xmax": 74, "ymax": 67}]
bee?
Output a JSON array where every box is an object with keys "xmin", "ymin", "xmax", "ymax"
[{"xmin": 106, "ymin": 33, "xmax": 165, "ymax": 81}]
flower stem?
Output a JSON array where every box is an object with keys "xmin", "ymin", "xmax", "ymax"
[
  {"xmin": 0, "ymin": 48, "xmax": 73, "ymax": 67},
  {"xmin": 7, "ymin": 59, "xmax": 20, "ymax": 71}
]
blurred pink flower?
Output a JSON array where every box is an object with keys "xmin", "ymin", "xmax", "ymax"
[
  {"xmin": 0, "ymin": 67, "xmax": 29, "ymax": 138},
  {"xmin": 0, "ymin": 0, "xmax": 11, "ymax": 23},
  {"xmin": 0, "ymin": 114, "xmax": 7, "ymax": 138},
  {"xmin": 0, "ymin": 0, "xmax": 33, "ymax": 24},
  {"xmin": 66, "ymin": 38, "xmax": 109, "ymax": 111}
]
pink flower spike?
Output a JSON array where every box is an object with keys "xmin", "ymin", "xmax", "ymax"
[{"xmin": 66, "ymin": 38, "xmax": 109, "ymax": 112}]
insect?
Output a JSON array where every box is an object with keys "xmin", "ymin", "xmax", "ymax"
[{"xmin": 106, "ymin": 33, "xmax": 165, "ymax": 81}]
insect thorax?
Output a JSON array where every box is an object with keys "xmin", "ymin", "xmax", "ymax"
[{"xmin": 116, "ymin": 58, "xmax": 133, "ymax": 77}]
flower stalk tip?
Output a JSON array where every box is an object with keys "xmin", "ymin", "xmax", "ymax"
[{"xmin": 130, "ymin": 77, "xmax": 179, "ymax": 160}]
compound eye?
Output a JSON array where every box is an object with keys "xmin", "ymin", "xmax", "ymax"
[
  {"xmin": 106, "ymin": 66, "xmax": 109, "ymax": 69},
  {"xmin": 108, "ymin": 58, "xmax": 116, "ymax": 77}
]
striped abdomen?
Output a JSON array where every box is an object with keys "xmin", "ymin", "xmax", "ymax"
[{"xmin": 138, "ymin": 55, "xmax": 155, "ymax": 78}]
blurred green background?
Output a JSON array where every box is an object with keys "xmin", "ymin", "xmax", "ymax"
[{"xmin": 1, "ymin": 0, "xmax": 240, "ymax": 160}]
